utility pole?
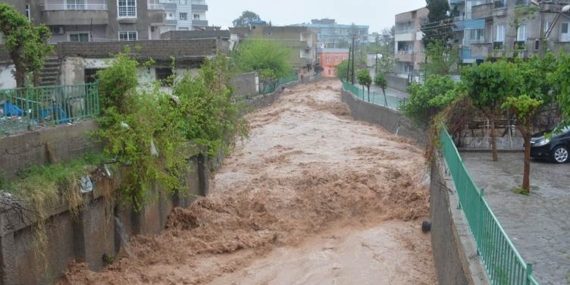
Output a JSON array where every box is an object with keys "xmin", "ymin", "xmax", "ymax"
[
  {"xmin": 351, "ymin": 34, "xmax": 356, "ymax": 85},
  {"xmin": 539, "ymin": 3, "xmax": 546, "ymax": 57},
  {"xmin": 347, "ymin": 46, "xmax": 351, "ymax": 81}
]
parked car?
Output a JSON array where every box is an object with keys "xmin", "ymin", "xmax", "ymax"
[{"xmin": 530, "ymin": 126, "xmax": 570, "ymax": 163}]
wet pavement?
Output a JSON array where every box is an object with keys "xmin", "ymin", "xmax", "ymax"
[{"xmin": 461, "ymin": 152, "xmax": 570, "ymax": 285}]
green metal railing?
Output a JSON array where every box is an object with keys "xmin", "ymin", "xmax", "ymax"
[
  {"xmin": 341, "ymin": 81, "xmax": 406, "ymax": 111},
  {"xmin": 342, "ymin": 80, "xmax": 539, "ymax": 285},
  {"xmin": 0, "ymin": 83, "xmax": 100, "ymax": 133},
  {"xmin": 260, "ymin": 74, "xmax": 299, "ymax": 95},
  {"xmin": 440, "ymin": 127, "xmax": 539, "ymax": 285}
]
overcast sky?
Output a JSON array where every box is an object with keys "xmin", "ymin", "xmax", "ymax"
[{"xmin": 207, "ymin": 0, "xmax": 427, "ymax": 33}]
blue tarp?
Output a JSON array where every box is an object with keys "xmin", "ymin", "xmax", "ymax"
[{"xmin": 3, "ymin": 102, "xmax": 23, "ymax": 116}]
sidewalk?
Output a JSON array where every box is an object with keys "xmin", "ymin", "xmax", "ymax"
[
  {"xmin": 461, "ymin": 152, "xmax": 570, "ymax": 285},
  {"xmin": 353, "ymin": 84, "xmax": 409, "ymax": 99}
]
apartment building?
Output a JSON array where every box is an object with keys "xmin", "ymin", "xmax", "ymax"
[
  {"xmin": 450, "ymin": 0, "xmax": 570, "ymax": 63},
  {"xmin": 231, "ymin": 25, "xmax": 318, "ymax": 71},
  {"xmin": 2, "ymin": 0, "xmax": 208, "ymax": 43},
  {"xmin": 153, "ymin": 0, "xmax": 208, "ymax": 33},
  {"xmin": 316, "ymin": 48, "xmax": 349, "ymax": 77},
  {"xmin": 394, "ymin": 7, "xmax": 428, "ymax": 81},
  {"xmin": 291, "ymin": 19, "xmax": 369, "ymax": 49}
]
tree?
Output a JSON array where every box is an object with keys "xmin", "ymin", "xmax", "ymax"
[
  {"xmin": 502, "ymin": 95, "xmax": 542, "ymax": 194},
  {"xmin": 462, "ymin": 60, "xmax": 517, "ymax": 161},
  {"xmin": 422, "ymin": 0, "xmax": 453, "ymax": 49},
  {"xmin": 550, "ymin": 52, "xmax": 570, "ymax": 126},
  {"xmin": 336, "ymin": 60, "xmax": 349, "ymax": 81},
  {"xmin": 357, "ymin": 69, "xmax": 372, "ymax": 101},
  {"xmin": 374, "ymin": 72, "xmax": 388, "ymax": 106},
  {"xmin": 401, "ymin": 75, "xmax": 460, "ymax": 127},
  {"xmin": 379, "ymin": 26, "xmax": 395, "ymax": 55},
  {"xmin": 421, "ymin": 41, "xmax": 459, "ymax": 77},
  {"xmin": 0, "ymin": 3, "xmax": 52, "ymax": 87},
  {"xmin": 232, "ymin": 11, "xmax": 261, "ymax": 27},
  {"xmin": 233, "ymin": 39, "xmax": 291, "ymax": 79}
]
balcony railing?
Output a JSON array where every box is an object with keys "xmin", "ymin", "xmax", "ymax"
[
  {"xmin": 192, "ymin": 19, "xmax": 208, "ymax": 26},
  {"xmin": 191, "ymin": 4, "xmax": 208, "ymax": 11},
  {"xmin": 395, "ymin": 28, "xmax": 414, "ymax": 34},
  {"xmin": 148, "ymin": 3, "xmax": 164, "ymax": 10},
  {"xmin": 43, "ymin": 4, "xmax": 107, "ymax": 11}
]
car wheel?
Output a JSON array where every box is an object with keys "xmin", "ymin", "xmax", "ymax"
[{"xmin": 552, "ymin": 145, "xmax": 569, "ymax": 163}]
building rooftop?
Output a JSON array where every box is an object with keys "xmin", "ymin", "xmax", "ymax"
[
  {"xmin": 318, "ymin": 48, "xmax": 350, "ymax": 53},
  {"xmin": 290, "ymin": 23, "xmax": 369, "ymax": 29}
]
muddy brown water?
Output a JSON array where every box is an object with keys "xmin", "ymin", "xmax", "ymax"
[{"xmin": 60, "ymin": 81, "xmax": 436, "ymax": 285}]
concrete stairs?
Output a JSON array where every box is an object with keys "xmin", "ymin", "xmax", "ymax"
[{"xmin": 39, "ymin": 57, "xmax": 61, "ymax": 86}]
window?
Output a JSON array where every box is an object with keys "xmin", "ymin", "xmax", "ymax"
[
  {"xmin": 517, "ymin": 24, "xmax": 526, "ymax": 41},
  {"xmin": 69, "ymin": 33, "xmax": 90, "ymax": 42},
  {"xmin": 193, "ymin": 14, "xmax": 200, "ymax": 20},
  {"xmin": 118, "ymin": 0, "xmax": 136, "ymax": 18},
  {"xmin": 334, "ymin": 55, "xmax": 339, "ymax": 62},
  {"xmin": 179, "ymin": 0, "xmax": 187, "ymax": 3},
  {"xmin": 561, "ymin": 22, "xmax": 570, "ymax": 42},
  {"xmin": 545, "ymin": 21, "xmax": 551, "ymax": 33},
  {"xmin": 178, "ymin": 27, "xmax": 189, "ymax": 31},
  {"xmin": 328, "ymin": 69, "xmax": 331, "ymax": 75},
  {"xmin": 25, "ymin": 4, "xmax": 30, "ymax": 19},
  {"xmin": 326, "ymin": 55, "xmax": 330, "ymax": 62},
  {"xmin": 495, "ymin": 0, "xmax": 506, "ymax": 8},
  {"xmin": 119, "ymin": 31, "xmax": 138, "ymax": 41},
  {"xmin": 67, "ymin": 0, "xmax": 86, "ymax": 10},
  {"xmin": 466, "ymin": 29, "xmax": 485, "ymax": 43},
  {"xmin": 495, "ymin": 25, "xmax": 505, "ymax": 42},
  {"xmin": 179, "ymin": 12, "xmax": 187, "ymax": 20}
]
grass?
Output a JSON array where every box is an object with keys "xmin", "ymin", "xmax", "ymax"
[
  {"xmin": 0, "ymin": 153, "xmax": 110, "ymax": 271},
  {"xmin": 512, "ymin": 187, "xmax": 530, "ymax": 196},
  {"xmin": 5, "ymin": 153, "xmax": 108, "ymax": 212}
]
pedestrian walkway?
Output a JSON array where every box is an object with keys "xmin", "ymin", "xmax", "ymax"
[{"xmin": 462, "ymin": 152, "xmax": 570, "ymax": 285}]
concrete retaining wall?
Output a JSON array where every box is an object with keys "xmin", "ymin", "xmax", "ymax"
[
  {"xmin": 0, "ymin": 153, "xmax": 205, "ymax": 285},
  {"xmin": 0, "ymin": 120, "xmax": 102, "ymax": 180},
  {"xmin": 340, "ymin": 89, "xmax": 427, "ymax": 146},
  {"xmin": 0, "ymin": 77, "xmax": 309, "ymax": 285},
  {"xmin": 386, "ymin": 74, "xmax": 409, "ymax": 93},
  {"xmin": 341, "ymin": 88, "xmax": 489, "ymax": 285},
  {"xmin": 231, "ymin": 72, "xmax": 258, "ymax": 98}
]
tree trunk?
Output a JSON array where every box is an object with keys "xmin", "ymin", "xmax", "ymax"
[
  {"xmin": 382, "ymin": 88, "xmax": 388, "ymax": 107},
  {"xmin": 367, "ymin": 86, "xmax": 370, "ymax": 102},
  {"xmin": 520, "ymin": 118, "xmax": 531, "ymax": 192},
  {"xmin": 490, "ymin": 115, "xmax": 498, "ymax": 161},
  {"xmin": 13, "ymin": 59, "xmax": 26, "ymax": 88},
  {"xmin": 33, "ymin": 70, "xmax": 41, "ymax": 87}
]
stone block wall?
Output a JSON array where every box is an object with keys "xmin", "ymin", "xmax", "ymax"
[{"xmin": 55, "ymin": 39, "xmax": 219, "ymax": 61}]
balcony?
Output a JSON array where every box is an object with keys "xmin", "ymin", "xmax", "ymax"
[
  {"xmin": 192, "ymin": 4, "xmax": 208, "ymax": 11},
  {"xmin": 472, "ymin": 3, "xmax": 493, "ymax": 19},
  {"xmin": 192, "ymin": 19, "xmax": 208, "ymax": 27},
  {"xmin": 165, "ymin": 18, "xmax": 178, "ymax": 25},
  {"xmin": 148, "ymin": 3, "xmax": 164, "ymax": 10},
  {"xmin": 395, "ymin": 51, "xmax": 413, "ymax": 62},
  {"xmin": 470, "ymin": 42, "xmax": 492, "ymax": 57},
  {"xmin": 41, "ymin": 3, "xmax": 108, "ymax": 25}
]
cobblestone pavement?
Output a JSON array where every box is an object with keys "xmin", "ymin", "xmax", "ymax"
[{"xmin": 461, "ymin": 152, "xmax": 570, "ymax": 285}]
